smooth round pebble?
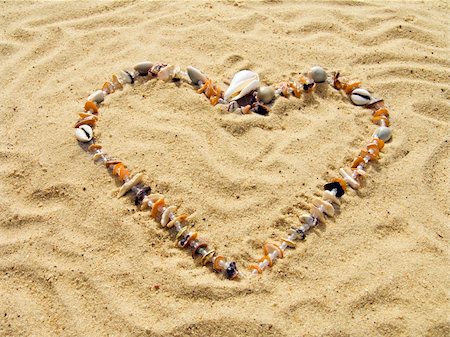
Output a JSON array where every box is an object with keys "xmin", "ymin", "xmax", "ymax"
[
  {"xmin": 257, "ymin": 86, "xmax": 275, "ymax": 104},
  {"xmin": 133, "ymin": 61, "xmax": 153, "ymax": 76},
  {"xmin": 87, "ymin": 90, "xmax": 104, "ymax": 104},
  {"xmin": 350, "ymin": 88, "xmax": 372, "ymax": 106},
  {"xmin": 373, "ymin": 126, "xmax": 392, "ymax": 142},
  {"xmin": 187, "ymin": 66, "xmax": 207, "ymax": 85},
  {"xmin": 75, "ymin": 124, "xmax": 93, "ymax": 142},
  {"xmin": 309, "ymin": 66, "xmax": 327, "ymax": 83}
]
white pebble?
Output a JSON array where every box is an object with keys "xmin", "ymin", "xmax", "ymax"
[
  {"xmin": 134, "ymin": 61, "xmax": 153, "ymax": 75},
  {"xmin": 309, "ymin": 66, "xmax": 327, "ymax": 83},
  {"xmin": 373, "ymin": 126, "xmax": 392, "ymax": 141}
]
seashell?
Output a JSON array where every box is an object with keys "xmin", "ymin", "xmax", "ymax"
[
  {"xmin": 166, "ymin": 214, "xmax": 188, "ymax": 229},
  {"xmin": 299, "ymin": 214, "xmax": 315, "ymax": 225},
  {"xmin": 350, "ymin": 88, "xmax": 371, "ymax": 106},
  {"xmin": 257, "ymin": 86, "xmax": 275, "ymax": 104},
  {"xmin": 312, "ymin": 197, "xmax": 335, "ymax": 217},
  {"xmin": 213, "ymin": 255, "xmax": 226, "ymax": 272},
  {"xmin": 323, "ymin": 190, "xmax": 340, "ymax": 205},
  {"xmin": 339, "ymin": 168, "xmax": 360, "ymax": 190},
  {"xmin": 88, "ymin": 144, "xmax": 102, "ymax": 152},
  {"xmin": 157, "ymin": 65, "xmax": 180, "ymax": 81},
  {"xmin": 373, "ymin": 108, "xmax": 389, "ymax": 118},
  {"xmin": 351, "ymin": 156, "xmax": 365, "ymax": 168},
  {"xmin": 87, "ymin": 90, "xmax": 104, "ymax": 104},
  {"xmin": 84, "ymin": 101, "xmax": 98, "ymax": 114},
  {"xmin": 308, "ymin": 66, "xmax": 327, "ymax": 83},
  {"xmin": 281, "ymin": 238, "xmax": 296, "ymax": 248},
  {"xmin": 373, "ymin": 126, "xmax": 392, "ymax": 142},
  {"xmin": 355, "ymin": 168, "xmax": 367, "ymax": 177},
  {"xmin": 371, "ymin": 115, "xmax": 390, "ymax": 126},
  {"xmin": 187, "ymin": 66, "xmax": 207, "ymax": 85},
  {"xmin": 75, "ymin": 124, "xmax": 93, "ymax": 142},
  {"xmin": 201, "ymin": 249, "xmax": 216, "ymax": 265},
  {"xmin": 343, "ymin": 81, "xmax": 361, "ymax": 94},
  {"xmin": 120, "ymin": 70, "xmax": 134, "ymax": 84},
  {"xmin": 310, "ymin": 204, "xmax": 326, "ymax": 223},
  {"xmin": 117, "ymin": 173, "xmax": 143, "ymax": 197},
  {"xmin": 75, "ymin": 115, "xmax": 97, "ymax": 128},
  {"xmin": 151, "ymin": 198, "xmax": 165, "ymax": 218},
  {"xmin": 224, "ymin": 70, "xmax": 260, "ymax": 102},
  {"xmin": 264, "ymin": 243, "xmax": 284, "ymax": 258},
  {"xmin": 134, "ymin": 61, "xmax": 153, "ymax": 76},
  {"xmin": 161, "ymin": 205, "xmax": 177, "ymax": 227}
]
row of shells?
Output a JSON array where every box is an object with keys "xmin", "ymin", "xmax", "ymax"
[{"xmin": 74, "ymin": 61, "xmax": 393, "ymax": 278}]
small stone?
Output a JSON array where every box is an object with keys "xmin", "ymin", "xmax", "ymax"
[
  {"xmin": 75, "ymin": 124, "xmax": 93, "ymax": 142},
  {"xmin": 350, "ymin": 88, "xmax": 372, "ymax": 106},
  {"xmin": 120, "ymin": 70, "xmax": 134, "ymax": 84},
  {"xmin": 133, "ymin": 61, "xmax": 153, "ymax": 76},
  {"xmin": 187, "ymin": 66, "xmax": 207, "ymax": 85},
  {"xmin": 324, "ymin": 181, "xmax": 345, "ymax": 197},
  {"xmin": 257, "ymin": 86, "xmax": 275, "ymax": 104},
  {"xmin": 373, "ymin": 126, "xmax": 392, "ymax": 142},
  {"xmin": 309, "ymin": 66, "xmax": 327, "ymax": 83},
  {"xmin": 225, "ymin": 262, "xmax": 238, "ymax": 279},
  {"xmin": 87, "ymin": 90, "xmax": 104, "ymax": 104}
]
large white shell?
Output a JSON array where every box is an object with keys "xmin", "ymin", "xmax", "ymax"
[
  {"xmin": 350, "ymin": 88, "xmax": 371, "ymax": 106},
  {"xmin": 224, "ymin": 70, "xmax": 260, "ymax": 101},
  {"xmin": 75, "ymin": 125, "xmax": 93, "ymax": 142}
]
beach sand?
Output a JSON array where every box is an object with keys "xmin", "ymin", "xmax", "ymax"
[{"xmin": 0, "ymin": 1, "xmax": 449, "ymax": 336}]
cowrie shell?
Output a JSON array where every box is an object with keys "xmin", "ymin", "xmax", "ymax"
[{"xmin": 75, "ymin": 124, "xmax": 93, "ymax": 142}]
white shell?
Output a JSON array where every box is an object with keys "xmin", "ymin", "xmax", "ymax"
[
  {"xmin": 224, "ymin": 70, "xmax": 260, "ymax": 101},
  {"xmin": 161, "ymin": 206, "xmax": 177, "ymax": 227},
  {"xmin": 310, "ymin": 204, "xmax": 326, "ymax": 223},
  {"xmin": 257, "ymin": 86, "xmax": 275, "ymax": 104},
  {"xmin": 75, "ymin": 125, "xmax": 93, "ymax": 142},
  {"xmin": 134, "ymin": 61, "xmax": 153, "ymax": 75},
  {"xmin": 187, "ymin": 66, "xmax": 207, "ymax": 85},
  {"xmin": 87, "ymin": 90, "xmax": 104, "ymax": 104},
  {"xmin": 157, "ymin": 65, "xmax": 180, "ymax": 81},
  {"xmin": 323, "ymin": 190, "xmax": 340, "ymax": 206},
  {"xmin": 312, "ymin": 197, "xmax": 335, "ymax": 217},
  {"xmin": 120, "ymin": 70, "xmax": 133, "ymax": 84},
  {"xmin": 118, "ymin": 173, "xmax": 144, "ymax": 198},
  {"xmin": 350, "ymin": 88, "xmax": 372, "ymax": 106},
  {"xmin": 339, "ymin": 168, "xmax": 360, "ymax": 190}
]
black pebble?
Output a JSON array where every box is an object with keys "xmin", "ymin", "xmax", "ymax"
[{"xmin": 324, "ymin": 181, "xmax": 344, "ymax": 197}]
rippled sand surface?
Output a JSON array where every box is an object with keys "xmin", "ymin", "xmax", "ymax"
[{"xmin": 0, "ymin": 1, "xmax": 449, "ymax": 336}]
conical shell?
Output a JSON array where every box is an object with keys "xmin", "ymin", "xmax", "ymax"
[
  {"xmin": 187, "ymin": 66, "xmax": 207, "ymax": 85},
  {"xmin": 224, "ymin": 70, "xmax": 260, "ymax": 101}
]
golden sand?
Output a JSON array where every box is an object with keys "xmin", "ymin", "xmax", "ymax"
[{"xmin": 0, "ymin": 1, "xmax": 449, "ymax": 336}]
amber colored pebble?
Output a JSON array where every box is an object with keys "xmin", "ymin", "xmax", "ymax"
[
  {"xmin": 88, "ymin": 144, "xmax": 102, "ymax": 152},
  {"xmin": 248, "ymin": 264, "xmax": 262, "ymax": 274},
  {"xmin": 373, "ymin": 108, "xmax": 389, "ymax": 118},
  {"xmin": 351, "ymin": 156, "xmax": 365, "ymax": 168},
  {"xmin": 84, "ymin": 101, "xmax": 98, "ymax": 114},
  {"xmin": 210, "ymin": 95, "xmax": 220, "ymax": 105},
  {"xmin": 213, "ymin": 255, "xmax": 226, "ymax": 271},
  {"xmin": 151, "ymin": 198, "xmax": 165, "ymax": 218},
  {"xmin": 331, "ymin": 177, "xmax": 347, "ymax": 192},
  {"xmin": 343, "ymin": 81, "xmax": 362, "ymax": 94},
  {"xmin": 112, "ymin": 75, "xmax": 123, "ymax": 90},
  {"xmin": 259, "ymin": 255, "xmax": 273, "ymax": 267},
  {"xmin": 371, "ymin": 115, "xmax": 390, "ymax": 126},
  {"xmin": 263, "ymin": 243, "xmax": 284, "ymax": 258}
]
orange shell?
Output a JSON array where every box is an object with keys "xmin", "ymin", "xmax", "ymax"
[
  {"xmin": 360, "ymin": 148, "xmax": 378, "ymax": 161},
  {"xmin": 213, "ymin": 255, "xmax": 226, "ymax": 271},
  {"xmin": 112, "ymin": 163, "xmax": 125, "ymax": 176},
  {"xmin": 351, "ymin": 156, "xmax": 365, "ymax": 168},
  {"xmin": 331, "ymin": 178, "xmax": 347, "ymax": 192},
  {"xmin": 242, "ymin": 105, "xmax": 251, "ymax": 114},
  {"xmin": 105, "ymin": 160, "xmax": 122, "ymax": 168},
  {"xmin": 84, "ymin": 101, "xmax": 98, "ymax": 114},
  {"xmin": 78, "ymin": 112, "xmax": 98, "ymax": 119},
  {"xmin": 102, "ymin": 82, "xmax": 112, "ymax": 94},
  {"xmin": 343, "ymin": 81, "xmax": 362, "ymax": 94},
  {"xmin": 248, "ymin": 264, "xmax": 262, "ymax": 274},
  {"xmin": 210, "ymin": 95, "xmax": 220, "ymax": 106},
  {"xmin": 373, "ymin": 138, "xmax": 385, "ymax": 150},
  {"xmin": 281, "ymin": 238, "xmax": 296, "ymax": 248},
  {"xmin": 366, "ymin": 143, "xmax": 380, "ymax": 157},
  {"xmin": 74, "ymin": 116, "xmax": 97, "ymax": 128},
  {"xmin": 371, "ymin": 115, "xmax": 390, "ymax": 126},
  {"xmin": 112, "ymin": 75, "xmax": 123, "ymax": 90},
  {"xmin": 263, "ymin": 243, "xmax": 284, "ymax": 258},
  {"xmin": 373, "ymin": 108, "xmax": 389, "ymax": 118},
  {"xmin": 259, "ymin": 255, "xmax": 273, "ymax": 267},
  {"xmin": 151, "ymin": 198, "xmax": 165, "ymax": 218},
  {"xmin": 119, "ymin": 168, "xmax": 130, "ymax": 181},
  {"xmin": 88, "ymin": 144, "xmax": 102, "ymax": 152}
]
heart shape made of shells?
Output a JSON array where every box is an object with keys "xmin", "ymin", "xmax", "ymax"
[{"xmin": 74, "ymin": 62, "xmax": 393, "ymax": 279}]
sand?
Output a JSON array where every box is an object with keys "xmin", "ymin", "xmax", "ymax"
[{"xmin": 0, "ymin": 1, "xmax": 449, "ymax": 336}]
